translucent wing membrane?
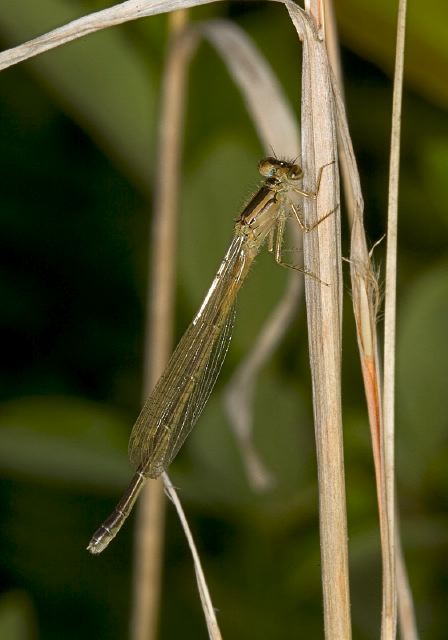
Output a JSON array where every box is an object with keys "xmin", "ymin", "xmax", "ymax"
[
  {"xmin": 87, "ymin": 158, "xmax": 307, "ymax": 553},
  {"xmin": 129, "ymin": 235, "xmax": 248, "ymax": 477}
]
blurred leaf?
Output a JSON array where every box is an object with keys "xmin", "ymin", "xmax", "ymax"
[
  {"xmin": 175, "ymin": 372, "xmax": 314, "ymax": 508},
  {"xmin": 0, "ymin": 0, "xmax": 158, "ymax": 190},
  {"xmin": 180, "ymin": 139, "xmax": 256, "ymax": 304},
  {"xmin": 336, "ymin": 0, "xmax": 448, "ymax": 107},
  {"xmin": 397, "ymin": 262, "xmax": 448, "ymax": 485},
  {"xmin": 0, "ymin": 591, "xmax": 36, "ymax": 640},
  {"xmin": 422, "ymin": 137, "xmax": 448, "ymax": 227},
  {"xmin": 0, "ymin": 396, "xmax": 129, "ymax": 490}
]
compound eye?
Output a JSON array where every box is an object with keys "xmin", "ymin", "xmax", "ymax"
[
  {"xmin": 258, "ymin": 157, "xmax": 277, "ymax": 177},
  {"xmin": 289, "ymin": 164, "xmax": 303, "ymax": 180}
]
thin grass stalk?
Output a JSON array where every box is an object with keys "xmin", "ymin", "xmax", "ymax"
[
  {"xmin": 333, "ymin": 74, "xmax": 401, "ymax": 640},
  {"xmin": 162, "ymin": 473, "xmax": 223, "ymax": 640},
  {"xmin": 331, "ymin": 0, "xmax": 416, "ymax": 630},
  {"xmin": 325, "ymin": 5, "xmax": 390, "ymax": 636},
  {"xmin": 382, "ymin": 0, "xmax": 408, "ymax": 637},
  {"xmin": 288, "ymin": 5, "xmax": 350, "ymax": 638},
  {"xmin": 195, "ymin": 19, "xmax": 300, "ymax": 155},
  {"xmin": 326, "ymin": 0, "xmax": 415, "ymax": 634},
  {"xmin": 131, "ymin": 11, "xmax": 189, "ymax": 640}
]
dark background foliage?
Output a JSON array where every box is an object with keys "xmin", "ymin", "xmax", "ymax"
[{"xmin": 0, "ymin": 1, "xmax": 447, "ymax": 638}]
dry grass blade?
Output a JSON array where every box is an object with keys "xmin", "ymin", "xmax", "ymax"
[
  {"xmin": 0, "ymin": 0, "xmax": 223, "ymax": 71},
  {"xmin": 330, "ymin": 0, "xmax": 417, "ymax": 634},
  {"xmin": 162, "ymin": 473, "xmax": 223, "ymax": 640},
  {"xmin": 382, "ymin": 0, "xmax": 409, "ymax": 637},
  {"xmin": 326, "ymin": 4, "xmax": 393, "ymax": 635},
  {"xmin": 287, "ymin": 5, "xmax": 350, "ymax": 639},
  {"xmin": 131, "ymin": 479, "xmax": 165, "ymax": 640},
  {"xmin": 196, "ymin": 19, "xmax": 300, "ymax": 157},
  {"xmin": 333, "ymin": 75, "xmax": 387, "ymax": 638}
]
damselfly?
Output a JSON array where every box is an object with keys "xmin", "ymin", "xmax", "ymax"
[{"xmin": 87, "ymin": 157, "xmax": 333, "ymax": 554}]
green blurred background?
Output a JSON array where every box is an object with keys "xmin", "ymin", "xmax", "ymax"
[{"xmin": 0, "ymin": 1, "xmax": 447, "ymax": 638}]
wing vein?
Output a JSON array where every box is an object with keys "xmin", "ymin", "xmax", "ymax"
[{"xmin": 129, "ymin": 235, "xmax": 249, "ymax": 477}]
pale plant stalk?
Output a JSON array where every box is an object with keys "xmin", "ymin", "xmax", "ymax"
[
  {"xmin": 162, "ymin": 473, "xmax": 223, "ymax": 640},
  {"xmin": 200, "ymin": 16, "xmax": 352, "ymax": 637},
  {"xmin": 382, "ymin": 0, "xmax": 408, "ymax": 637},
  {"xmin": 328, "ymin": 0, "xmax": 417, "ymax": 635},
  {"xmin": 325, "ymin": 2, "xmax": 392, "ymax": 638},
  {"xmin": 289, "ymin": 4, "xmax": 351, "ymax": 638},
  {"xmin": 333, "ymin": 64, "xmax": 390, "ymax": 640},
  {"xmin": 333, "ymin": 75, "xmax": 395, "ymax": 638},
  {"xmin": 195, "ymin": 19, "xmax": 300, "ymax": 154},
  {"xmin": 131, "ymin": 480, "xmax": 165, "ymax": 640},
  {"xmin": 131, "ymin": 11, "xmax": 189, "ymax": 640}
]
